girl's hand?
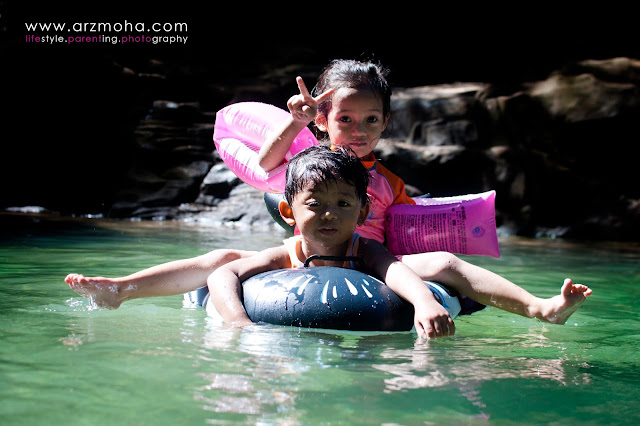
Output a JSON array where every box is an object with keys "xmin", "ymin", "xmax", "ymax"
[
  {"xmin": 287, "ymin": 76, "xmax": 333, "ymax": 124},
  {"xmin": 413, "ymin": 298, "xmax": 456, "ymax": 339},
  {"xmin": 257, "ymin": 78, "xmax": 332, "ymax": 171}
]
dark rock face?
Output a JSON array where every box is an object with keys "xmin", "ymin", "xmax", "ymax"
[
  {"xmin": 374, "ymin": 58, "xmax": 640, "ymax": 240},
  {"xmin": 105, "ymin": 57, "xmax": 640, "ymax": 241},
  {"xmin": 107, "ymin": 100, "xmax": 216, "ymax": 219},
  {"xmin": 7, "ymin": 52, "xmax": 639, "ymax": 241}
]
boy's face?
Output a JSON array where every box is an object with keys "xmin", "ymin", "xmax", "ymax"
[
  {"xmin": 315, "ymin": 87, "xmax": 389, "ymax": 159},
  {"xmin": 285, "ymin": 179, "xmax": 369, "ymax": 250}
]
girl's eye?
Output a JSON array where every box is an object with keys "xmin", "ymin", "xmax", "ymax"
[
  {"xmin": 367, "ymin": 116, "xmax": 379, "ymax": 123},
  {"xmin": 339, "ymin": 116, "xmax": 351, "ymax": 123}
]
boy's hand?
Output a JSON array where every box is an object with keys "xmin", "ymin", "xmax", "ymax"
[
  {"xmin": 287, "ymin": 76, "xmax": 333, "ymax": 124},
  {"xmin": 413, "ymin": 297, "xmax": 456, "ymax": 339}
]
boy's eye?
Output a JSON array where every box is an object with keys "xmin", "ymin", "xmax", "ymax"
[{"xmin": 338, "ymin": 200, "xmax": 350, "ymax": 207}]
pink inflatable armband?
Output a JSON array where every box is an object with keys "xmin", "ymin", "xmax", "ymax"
[
  {"xmin": 385, "ymin": 191, "xmax": 500, "ymax": 258},
  {"xmin": 213, "ymin": 102, "xmax": 318, "ymax": 193}
]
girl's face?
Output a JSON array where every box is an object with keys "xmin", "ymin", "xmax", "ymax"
[
  {"xmin": 316, "ymin": 87, "xmax": 389, "ymax": 159},
  {"xmin": 287, "ymin": 179, "xmax": 369, "ymax": 254}
]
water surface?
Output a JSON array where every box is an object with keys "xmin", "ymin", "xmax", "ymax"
[{"xmin": 1, "ymin": 213, "xmax": 639, "ymax": 425}]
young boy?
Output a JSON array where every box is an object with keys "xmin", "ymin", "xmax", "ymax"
[{"xmin": 208, "ymin": 145, "xmax": 456, "ymax": 338}]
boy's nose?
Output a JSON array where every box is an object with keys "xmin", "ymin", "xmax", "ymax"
[{"xmin": 322, "ymin": 207, "xmax": 338, "ymax": 220}]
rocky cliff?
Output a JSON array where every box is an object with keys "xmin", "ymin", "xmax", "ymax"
[
  {"xmin": 93, "ymin": 57, "xmax": 640, "ymax": 241},
  {"xmin": 4, "ymin": 48, "xmax": 639, "ymax": 241}
]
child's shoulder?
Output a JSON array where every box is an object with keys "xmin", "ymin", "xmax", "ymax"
[
  {"xmin": 363, "ymin": 156, "xmax": 401, "ymax": 180},
  {"xmin": 355, "ymin": 236, "xmax": 395, "ymax": 272},
  {"xmin": 356, "ymin": 236, "xmax": 388, "ymax": 255},
  {"xmin": 251, "ymin": 244, "xmax": 293, "ymax": 269}
]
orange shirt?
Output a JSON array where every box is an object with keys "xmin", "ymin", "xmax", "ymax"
[{"xmin": 358, "ymin": 153, "xmax": 415, "ymax": 243}]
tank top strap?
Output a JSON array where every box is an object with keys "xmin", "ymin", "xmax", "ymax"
[
  {"xmin": 284, "ymin": 233, "xmax": 361, "ymax": 269},
  {"xmin": 283, "ymin": 235, "xmax": 305, "ymax": 269},
  {"xmin": 346, "ymin": 233, "xmax": 360, "ymax": 270}
]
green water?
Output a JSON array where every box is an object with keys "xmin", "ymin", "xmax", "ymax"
[{"xmin": 1, "ymin": 214, "xmax": 639, "ymax": 425}]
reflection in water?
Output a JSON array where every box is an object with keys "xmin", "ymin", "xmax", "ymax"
[
  {"xmin": 368, "ymin": 327, "xmax": 593, "ymax": 421},
  {"xmin": 14, "ymin": 218, "xmax": 633, "ymax": 424},
  {"xmin": 376, "ymin": 337, "xmax": 593, "ymax": 389},
  {"xmin": 51, "ymin": 279, "xmax": 599, "ymax": 424},
  {"xmin": 196, "ymin": 320, "xmax": 304, "ymax": 421},
  {"xmin": 195, "ymin": 316, "xmax": 598, "ymax": 422}
]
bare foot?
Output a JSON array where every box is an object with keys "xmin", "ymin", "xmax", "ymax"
[
  {"xmin": 64, "ymin": 274, "xmax": 130, "ymax": 309},
  {"xmin": 539, "ymin": 278, "xmax": 592, "ymax": 324}
]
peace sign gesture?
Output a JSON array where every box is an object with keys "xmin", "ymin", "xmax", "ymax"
[{"xmin": 287, "ymin": 76, "xmax": 333, "ymax": 124}]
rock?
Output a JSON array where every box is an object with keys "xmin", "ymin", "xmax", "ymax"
[
  {"xmin": 374, "ymin": 143, "xmax": 493, "ymax": 197},
  {"xmin": 187, "ymin": 183, "xmax": 280, "ymax": 229},
  {"xmin": 195, "ymin": 163, "xmax": 241, "ymax": 206},
  {"xmin": 109, "ymin": 101, "xmax": 216, "ymax": 218},
  {"xmin": 97, "ymin": 57, "xmax": 640, "ymax": 241},
  {"xmin": 389, "ymin": 83, "xmax": 489, "ymax": 147},
  {"xmin": 527, "ymin": 71, "xmax": 640, "ymax": 122},
  {"xmin": 562, "ymin": 57, "xmax": 640, "ymax": 84}
]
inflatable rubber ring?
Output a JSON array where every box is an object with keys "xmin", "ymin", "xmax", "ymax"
[{"xmin": 185, "ymin": 267, "xmax": 486, "ymax": 332}]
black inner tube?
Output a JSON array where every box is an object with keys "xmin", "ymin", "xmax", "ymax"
[{"xmin": 303, "ymin": 254, "xmax": 364, "ymax": 268}]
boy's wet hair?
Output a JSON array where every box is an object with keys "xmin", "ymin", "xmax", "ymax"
[
  {"xmin": 285, "ymin": 145, "xmax": 370, "ymax": 207},
  {"xmin": 312, "ymin": 59, "xmax": 392, "ymax": 119}
]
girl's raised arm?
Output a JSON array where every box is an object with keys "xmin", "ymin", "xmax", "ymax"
[{"xmin": 258, "ymin": 77, "xmax": 332, "ymax": 171}]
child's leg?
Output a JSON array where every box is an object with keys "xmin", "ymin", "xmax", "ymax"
[
  {"xmin": 401, "ymin": 252, "xmax": 592, "ymax": 324},
  {"xmin": 65, "ymin": 249, "xmax": 256, "ymax": 308}
]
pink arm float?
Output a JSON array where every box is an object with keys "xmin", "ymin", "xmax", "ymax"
[{"xmin": 214, "ymin": 102, "xmax": 500, "ymax": 257}]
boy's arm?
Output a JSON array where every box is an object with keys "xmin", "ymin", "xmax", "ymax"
[
  {"xmin": 258, "ymin": 76, "xmax": 332, "ymax": 171},
  {"xmin": 208, "ymin": 246, "xmax": 290, "ymax": 326},
  {"xmin": 358, "ymin": 238, "xmax": 455, "ymax": 339}
]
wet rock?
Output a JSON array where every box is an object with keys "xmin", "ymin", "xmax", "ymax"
[
  {"xmin": 389, "ymin": 83, "xmax": 489, "ymax": 147},
  {"xmin": 187, "ymin": 183, "xmax": 279, "ymax": 229},
  {"xmin": 108, "ymin": 101, "xmax": 215, "ymax": 218},
  {"xmin": 100, "ymin": 57, "xmax": 640, "ymax": 241},
  {"xmin": 195, "ymin": 163, "xmax": 241, "ymax": 206},
  {"xmin": 527, "ymin": 70, "xmax": 640, "ymax": 122}
]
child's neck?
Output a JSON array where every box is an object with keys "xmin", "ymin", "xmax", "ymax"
[
  {"xmin": 328, "ymin": 144, "xmax": 375, "ymax": 162},
  {"xmin": 358, "ymin": 152, "xmax": 376, "ymax": 161},
  {"xmin": 298, "ymin": 238, "xmax": 352, "ymax": 267}
]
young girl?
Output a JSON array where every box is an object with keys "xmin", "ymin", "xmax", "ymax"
[
  {"xmin": 210, "ymin": 145, "xmax": 455, "ymax": 338},
  {"xmin": 66, "ymin": 59, "xmax": 591, "ymax": 330}
]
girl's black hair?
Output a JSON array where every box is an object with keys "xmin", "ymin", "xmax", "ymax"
[
  {"xmin": 285, "ymin": 145, "xmax": 370, "ymax": 207},
  {"xmin": 311, "ymin": 59, "xmax": 392, "ymax": 119}
]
